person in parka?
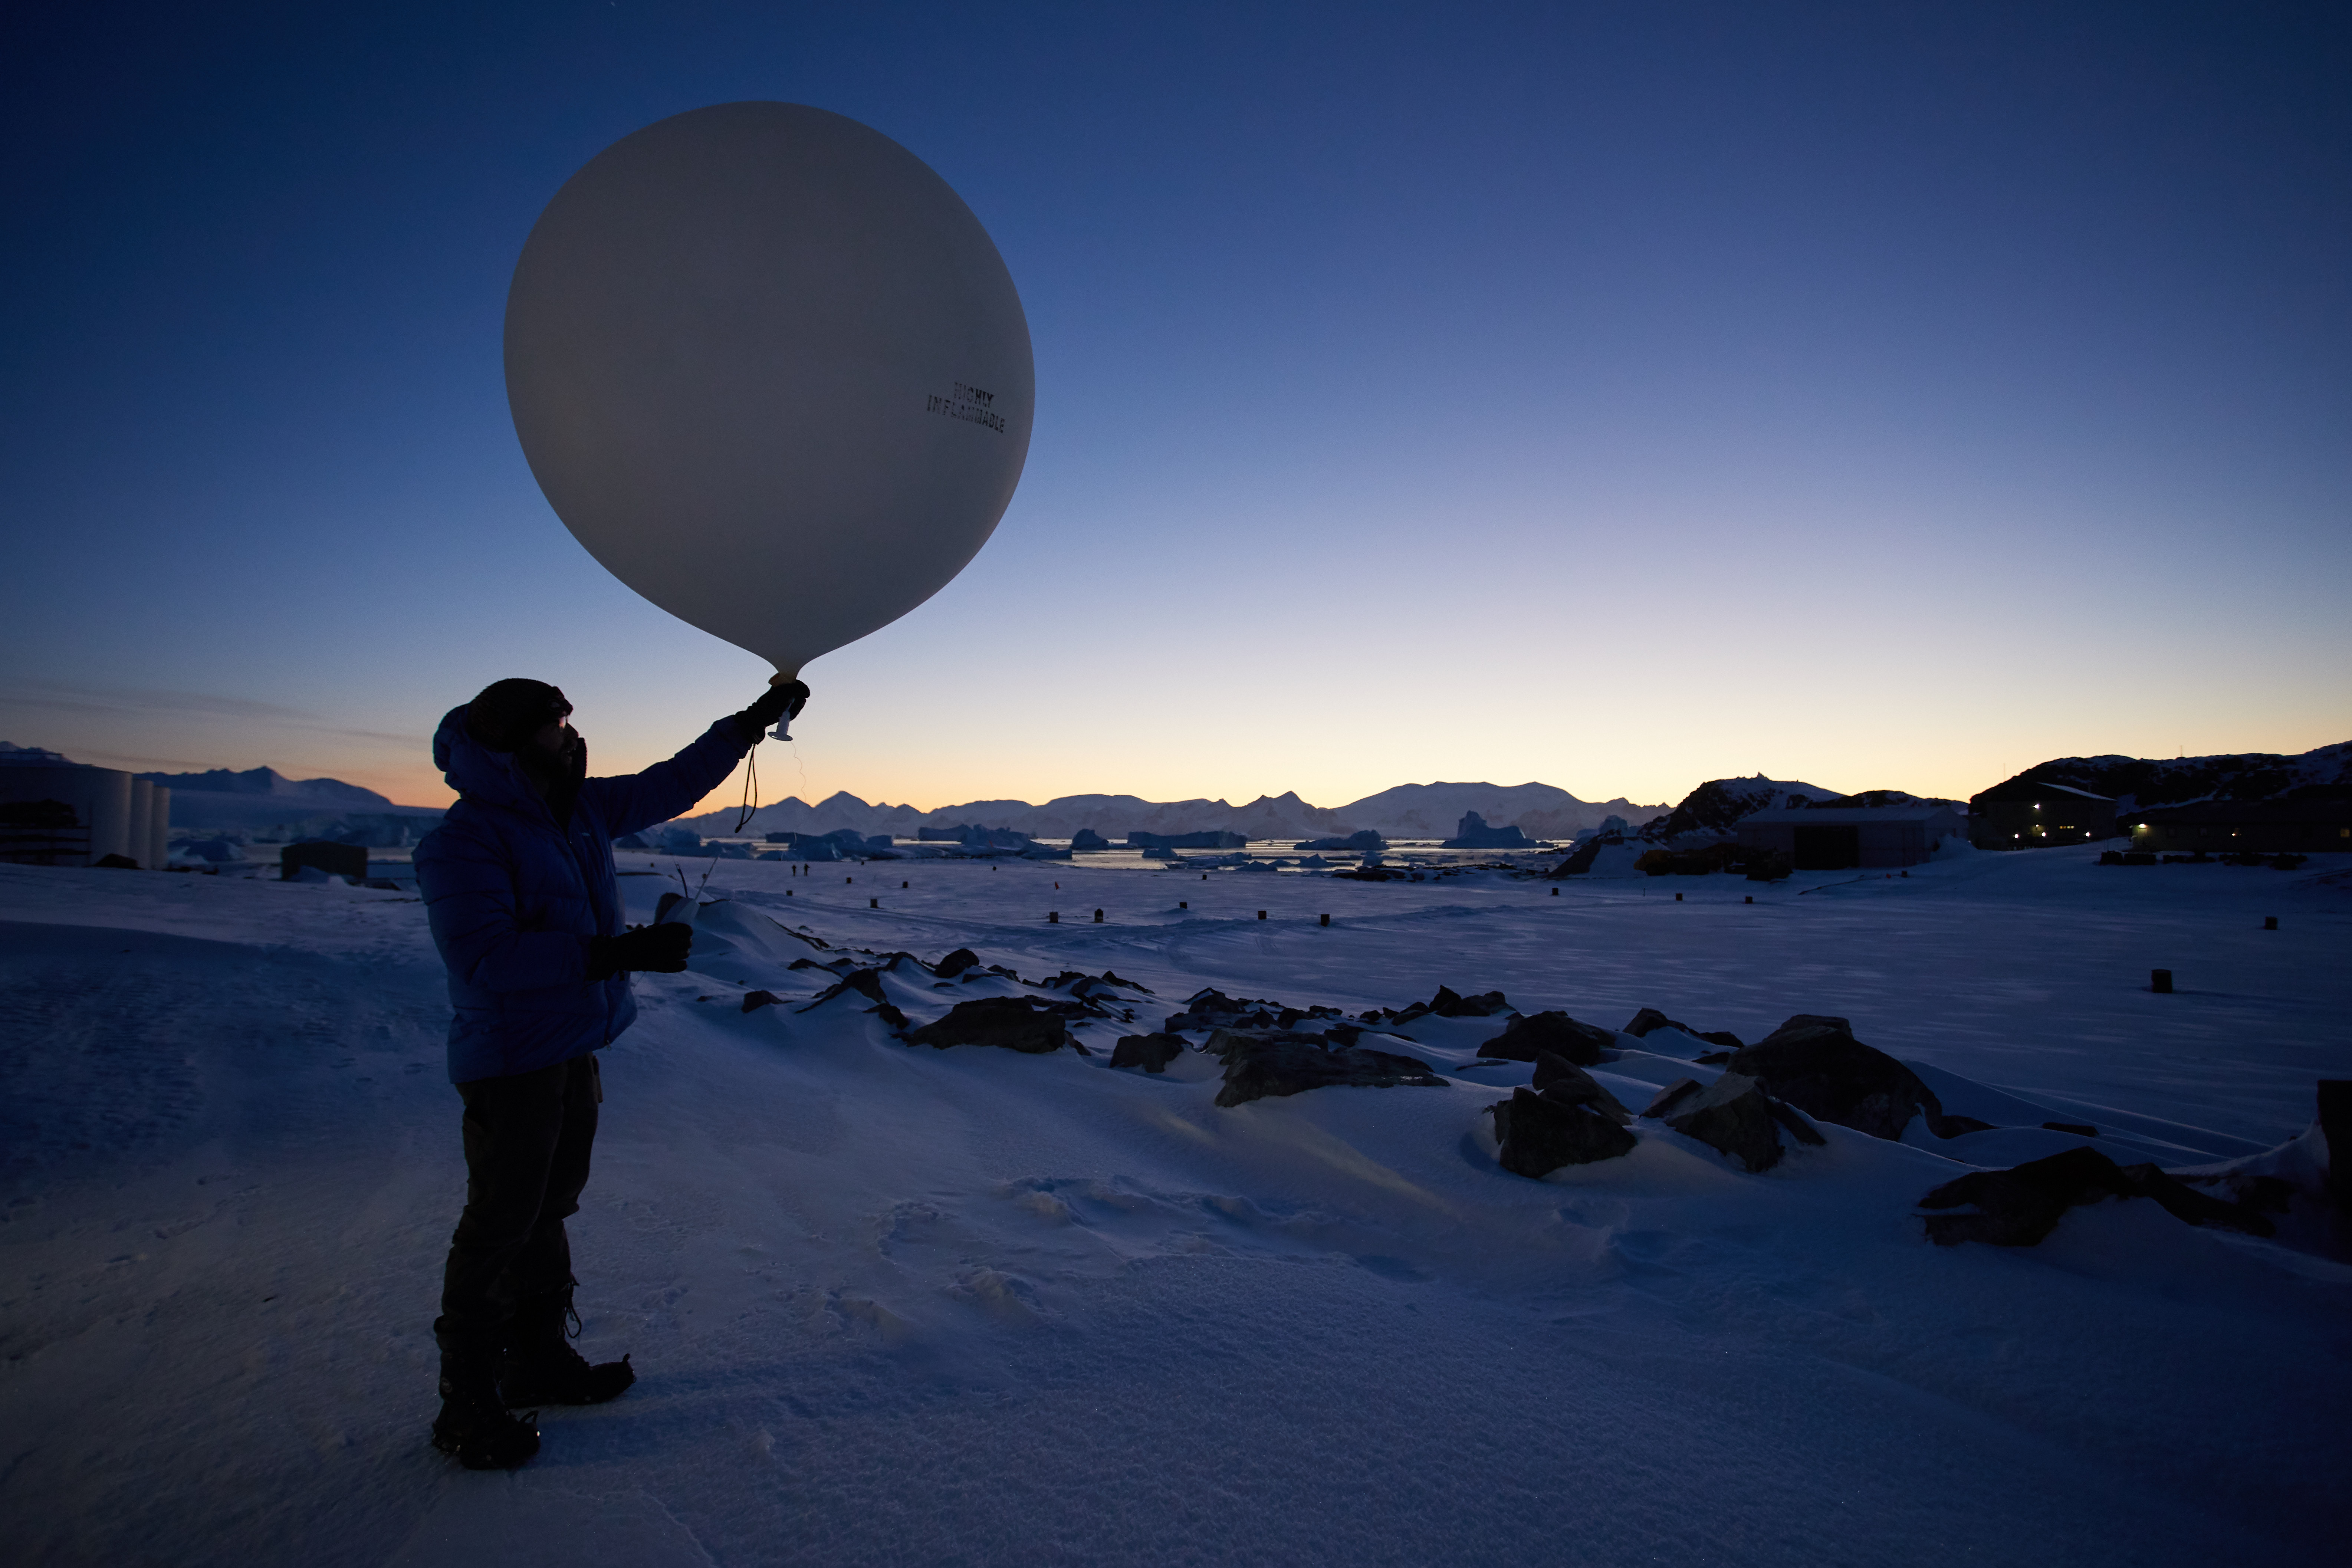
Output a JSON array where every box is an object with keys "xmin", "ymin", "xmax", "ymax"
[{"xmin": 413, "ymin": 675, "xmax": 805, "ymax": 1469}]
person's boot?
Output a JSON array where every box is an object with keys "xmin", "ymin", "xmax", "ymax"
[
  {"xmin": 499, "ymin": 1286, "xmax": 635, "ymax": 1407},
  {"xmin": 431, "ymin": 1352, "xmax": 540, "ymax": 1470}
]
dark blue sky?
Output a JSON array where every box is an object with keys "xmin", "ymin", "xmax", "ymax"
[{"xmin": 5, "ymin": 2, "xmax": 2346, "ymax": 809}]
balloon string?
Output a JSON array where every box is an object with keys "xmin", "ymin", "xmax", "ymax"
[{"xmin": 735, "ymin": 739, "xmax": 758, "ymax": 834}]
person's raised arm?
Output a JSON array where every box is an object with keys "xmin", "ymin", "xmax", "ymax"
[{"xmin": 583, "ymin": 681, "xmax": 811, "ymax": 840}]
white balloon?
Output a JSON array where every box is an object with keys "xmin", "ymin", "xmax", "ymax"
[{"xmin": 504, "ymin": 102, "xmax": 1034, "ymax": 679}]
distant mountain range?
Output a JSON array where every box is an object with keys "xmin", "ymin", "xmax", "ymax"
[
  {"xmin": 16, "ymin": 735, "xmax": 2340, "ymax": 849},
  {"xmin": 675, "ymin": 781, "xmax": 1670, "ymax": 842},
  {"xmin": 134, "ymin": 764, "xmax": 395, "ymax": 806}
]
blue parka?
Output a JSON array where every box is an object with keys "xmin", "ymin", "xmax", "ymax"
[{"xmin": 414, "ymin": 706, "xmax": 751, "ymax": 1084}]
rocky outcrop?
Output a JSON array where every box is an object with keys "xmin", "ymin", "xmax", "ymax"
[
  {"xmin": 1488, "ymin": 1086, "xmax": 1637, "ymax": 1177},
  {"xmin": 1548, "ymin": 833, "xmax": 1620, "ymax": 877},
  {"xmin": 1382, "ymin": 985, "xmax": 1513, "ymax": 1025},
  {"xmin": 1529, "ymin": 1053, "xmax": 1633, "ymax": 1121},
  {"xmin": 1642, "ymin": 1074, "xmax": 1824, "ymax": 1172},
  {"xmin": 1163, "ymin": 988, "xmax": 1286, "ymax": 1032},
  {"xmin": 797, "ymin": 968, "xmax": 888, "ymax": 1009},
  {"xmin": 1637, "ymin": 776, "xmax": 1833, "ymax": 846},
  {"xmin": 934, "ymin": 947, "xmax": 982, "ymax": 979},
  {"xmin": 1070, "ymin": 828, "xmax": 1112, "ymax": 851},
  {"xmin": 1206, "ymin": 1029, "xmax": 1445, "ymax": 1107},
  {"xmin": 904, "ymin": 997, "xmax": 1072, "ymax": 1054},
  {"xmin": 1916, "ymin": 1146, "xmax": 2276, "ymax": 1246},
  {"xmin": 1110, "ymin": 1033, "xmax": 1188, "ymax": 1073},
  {"xmin": 1624, "ymin": 1008, "xmax": 1743, "ymax": 1051},
  {"xmin": 1480, "ymin": 1011, "xmax": 1615, "ymax": 1066},
  {"xmin": 1726, "ymin": 1015, "xmax": 1991, "ymax": 1141}
]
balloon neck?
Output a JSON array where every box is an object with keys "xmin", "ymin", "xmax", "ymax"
[{"xmin": 769, "ymin": 666, "xmax": 800, "ymax": 740}]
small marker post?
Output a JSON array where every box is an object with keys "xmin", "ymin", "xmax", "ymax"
[
  {"xmin": 1048, "ymin": 911, "xmax": 1059, "ymax": 924},
  {"xmin": 869, "ymin": 897, "xmax": 878, "ymax": 908},
  {"xmin": 1744, "ymin": 895, "xmax": 1753, "ymax": 904},
  {"xmin": 2151, "ymin": 968, "xmax": 2173, "ymax": 993},
  {"xmin": 1093, "ymin": 908, "xmax": 1104, "ymax": 923},
  {"xmin": 1674, "ymin": 892, "xmax": 1683, "ymax": 902},
  {"xmin": 2264, "ymin": 916, "xmax": 2278, "ymax": 930},
  {"xmin": 1179, "ymin": 900, "xmax": 1187, "ymax": 908},
  {"xmin": 1257, "ymin": 910, "xmax": 1267, "ymax": 921},
  {"xmin": 1319, "ymin": 913, "xmax": 1330, "ymax": 927}
]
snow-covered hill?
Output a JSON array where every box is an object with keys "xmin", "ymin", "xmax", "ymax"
[
  {"xmin": 1633, "ymin": 775, "xmax": 1837, "ymax": 844},
  {"xmin": 1981, "ymin": 739, "xmax": 2352, "ymax": 812}
]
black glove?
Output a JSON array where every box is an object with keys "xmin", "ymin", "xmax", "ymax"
[
  {"xmin": 589, "ymin": 923, "xmax": 693, "ymax": 978},
  {"xmin": 735, "ymin": 680, "xmax": 809, "ymax": 738}
]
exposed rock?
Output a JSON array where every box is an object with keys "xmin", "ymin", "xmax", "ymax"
[
  {"xmin": 1548, "ymin": 832, "xmax": 1624, "ymax": 878},
  {"xmin": 1528, "ymin": 1052, "xmax": 1633, "ymax": 1122},
  {"xmin": 1110, "ymin": 1033, "xmax": 1188, "ymax": 1073},
  {"xmin": 1070, "ymin": 828, "xmax": 1112, "ymax": 851},
  {"xmin": 2041, "ymin": 1121, "xmax": 2098, "ymax": 1136},
  {"xmin": 1045, "ymin": 969, "xmax": 1154, "ymax": 1002},
  {"xmin": 1917, "ymin": 1146, "xmax": 2277, "ymax": 1246},
  {"xmin": 1622, "ymin": 1010, "xmax": 1741, "ymax": 1050},
  {"xmin": 1206, "ymin": 1028, "xmax": 1445, "ymax": 1108},
  {"xmin": 934, "ymin": 947, "xmax": 981, "ymax": 979},
  {"xmin": 740, "ymin": 990, "xmax": 785, "ymax": 1013},
  {"xmin": 1488, "ymin": 1087, "xmax": 1637, "ymax": 1177},
  {"xmin": 796, "ymin": 968, "xmax": 887, "ymax": 1010},
  {"xmin": 1163, "ymin": 987, "xmax": 1286, "ymax": 1032},
  {"xmin": 1388, "ymin": 985, "xmax": 1513, "ymax": 1024},
  {"xmin": 903, "ymin": 997, "xmax": 1072, "ymax": 1054},
  {"xmin": 1727, "ymin": 1015, "xmax": 1989, "ymax": 1140},
  {"xmin": 1622, "ymin": 1007, "xmax": 1695, "ymax": 1038},
  {"xmin": 1641, "ymin": 1073, "xmax": 1821, "ymax": 1173},
  {"xmin": 871, "ymin": 1002, "xmax": 910, "ymax": 1032},
  {"xmin": 1481, "ymin": 1011, "xmax": 1615, "ymax": 1066},
  {"xmin": 1638, "ymin": 776, "xmax": 1832, "ymax": 846}
]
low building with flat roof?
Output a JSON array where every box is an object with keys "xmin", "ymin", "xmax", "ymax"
[
  {"xmin": 1736, "ymin": 802, "xmax": 1965, "ymax": 871},
  {"xmin": 2126, "ymin": 798, "xmax": 2352, "ymax": 855}
]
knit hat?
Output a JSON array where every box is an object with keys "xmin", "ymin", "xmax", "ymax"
[{"xmin": 464, "ymin": 679, "xmax": 573, "ymax": 752}]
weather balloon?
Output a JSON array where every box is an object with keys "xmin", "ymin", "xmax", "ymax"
[{"xmin": 504, "ymin": 102, "xmax": 1033, "ymax": 686}]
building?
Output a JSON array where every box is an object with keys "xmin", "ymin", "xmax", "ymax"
[
  {"xmin": 1967, "ymin": 779, "xmax": 2118, "ymax": 849},
  {"xmin": 1735, "ymin": 802, "xmax": 1966, "ymax": 870},
  {"xmin": 2126, "ymin": 799, "xmax": 2352, "ymax": 855},
  {"xmin": 0, "ymin": 765, "xmax": 170, "ymax": 868}
]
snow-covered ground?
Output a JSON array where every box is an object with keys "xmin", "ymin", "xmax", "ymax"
[{"xmin": 2, "ymin": 846, "xmax": 2345, "ymax": 1566}]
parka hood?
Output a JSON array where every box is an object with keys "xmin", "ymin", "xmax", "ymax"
[{"xmin": 435, "ymin": 705, "xmax": 547, "ymax": 817}]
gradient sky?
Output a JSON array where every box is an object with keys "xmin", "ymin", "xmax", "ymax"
[{"xmin": 5, "ymin": 2, "xmax": 2346, "ymax": 818}]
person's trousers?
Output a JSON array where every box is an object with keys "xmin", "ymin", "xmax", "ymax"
[{"xmin": 434, "ymin": 1053, "xmax": 601, "ymax": 1362}]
